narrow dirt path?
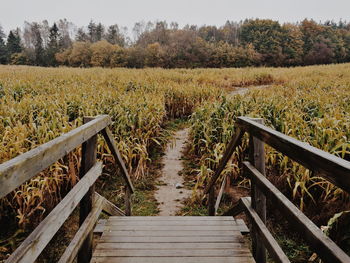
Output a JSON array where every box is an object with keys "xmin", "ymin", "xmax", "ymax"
[
  {"xmin": 155, "ymin": 128, "xmax": 191, "ymax": 216},
  {"xmin": 228, "ymin": 85, "xmax": 272, "ymax": 96}
]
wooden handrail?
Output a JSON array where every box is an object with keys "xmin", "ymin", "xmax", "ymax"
[
  {"xmin": 240, "ymin": 197, "xmax": 290, "ymax": 263},
  {"xmin": 101, "ymin": 127, "xmax": 134, "ymax": 193},
  {"xmin": 6, "ymin": 162, "xmax": 103, "ymax": 263},
  {"xmin": 58, "ymin": 193, "xmax": 105, "ymax": 263},
  {"xmin": 205, "ymin": 127, "xmax": 244, "ymax": 194},
  {"xmin": 1, "ymin": 115, "xmax": 136, "ymax": 263},
  {"xmin": 0, "ymin": 115, "xmax": 111, "ymax": 199},
  {"xmin": 236, "ymin": 116, "xmax": 350, "ymax": 193},
  {"xmin": 207, "ymin": 116, "xmax": 350, "ymax": 262},
  {"xmin": 243, "ymin": 161, "xmax": 350, "ymax": 263}
]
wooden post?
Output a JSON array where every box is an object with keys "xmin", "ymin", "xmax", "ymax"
[
  {"xmin": 78, "ymin": 117, "xmax": 97, "ymax": 263},
  {"xmin": 208, "ymin": 187, "xmax": 215, "ymax": 216},
  {"xmin": 249, "ymin": 118, "xmax": 266, "ymax": 263},
  {"xmin": 125, "ymin": 186, "xmax": 132, "ymax": 216}
]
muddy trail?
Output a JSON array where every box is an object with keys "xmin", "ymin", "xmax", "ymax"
[{"xmin": 154, "ymin": 128, "xmax": 191, "ymax": 216}]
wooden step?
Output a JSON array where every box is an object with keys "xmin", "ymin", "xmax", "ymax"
[{"xmin": 92, "ymin": 216, "xmax": 254, "ymax": 263}]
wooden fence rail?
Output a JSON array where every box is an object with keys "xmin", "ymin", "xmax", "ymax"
[
  {"xmin": 207, "ymin": 116, "xmax": 350, "ymax": 263},
  {"xmin": 0, "ymin": 115, "xmax": 134, "ymax": 263}
]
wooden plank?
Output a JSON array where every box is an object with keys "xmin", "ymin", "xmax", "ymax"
[
  {"xmin": 95, "ymin": 192, "xmax": 125, "ymax": 216},
  {"xmin": 249, "ymin": 118, "xmax": 266, "ymax": 263},
  {"xmin": 78, "ymin": 117, "xmax": 97, "ymax": 263},
  {"xmin": 99, "ymin": 236, "xmax": 245, "ymax": 243},
  {"xmin": 237, "ymin": 116, "xmax": 350, "ymax": 193},
  {"xmin": 208, "ymin": 187, "xmax": 215, "ymax": 216},
  {"xmin": 214, "ymin": 174, "xmax": 227, "ymax": 215},
  {"xmin": 101, "ymin": 127, "xmax": 134, "ymax": 193},
  {"xmin": 91, "ymin": 257, "xmax": 255, "ymax": 263},
  {"xmin": 243, "ymin": 161, "xmax": 350, "ymax": 263},
  {"xmin": 0, "ymin": 115, "xmax": 110, "ymax": 199},
  {"xmin": 92, "ymin": 249, "xmax": 252, "ymax": 257},
  {"xmin": 108, "ymin": 216, "xmax": 237, "ymax": 221},
  {"xmin": 5, "ymin": 162, "xmax": 103, "ymax": 263},
  {"xmin": 95, "ymin": 242, "xmax": 246, "ymax": 250},
  {"xmin": 240, "ymin": 197, "xmax": 290, "ymax": 263},
  {"xmin": 94, "ymin": 219, "xmax": 107, "ymax": 234},
  {"xmin": 105, "ymin": 220, "xmax": 239, "ymax": 226},
  {"xmin": 125, "ymin": 185, "xmax": 131, "ymax": 216},
  {"xmin": 236, "ymin": 219, "xmax": 250, "ymax": 234},
  {"xmin": 102, "ymin": 226, "xmax": 241, "ymax": 231},
  {"xmin": 205, "ymin": 128, "xmax": 244, "ymax": 194},
  {"xmin": 58, "ymin": 193, "xmax": 104, "ymax": 263},
  {"xmin": 102, "ymin": 230, "xmax": 242, "ymax": 237}
]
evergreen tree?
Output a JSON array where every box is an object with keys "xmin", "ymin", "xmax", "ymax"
[
  {"xmin": 88, "ymin": 20, "xmax": 97, "ymax": 42},
  {"xmin": 6, "ymin": 30, "xmax": 22, "ymax": 62},
  {"xmin": 96, "ymin": 23, "xmax": 104, "ymax": 42},
  {"xmin": 76, "ymin": 27, "xmax": 89, "ymax": 42},
  {"xmin": 0, "ymin": 26, "xmax": 7, "ymax": 64},
  {"xmin": 106, "ymin": 25, "xmax": 125, "ymax": 46},
  {"xmin": 46, "ymin": 23, "xmax": 59, "ymax": 66}
]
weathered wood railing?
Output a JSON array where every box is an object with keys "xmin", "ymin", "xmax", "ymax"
[
  {"xmin": 0, "ymin": 115, "xmax": 134, "ymax": 263},
  {"xmin": 206, "ymin": 116, "xmax": 350, "ymax": 263}
]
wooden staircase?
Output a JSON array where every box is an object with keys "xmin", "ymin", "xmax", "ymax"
[{"xmin": 91, "ymin": 216, "xmax": 253, "ymax": 263}]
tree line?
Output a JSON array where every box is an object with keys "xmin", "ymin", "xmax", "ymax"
[{"xmin": 1, "ymin": 19, "xmax": 350, "ymax": 68}]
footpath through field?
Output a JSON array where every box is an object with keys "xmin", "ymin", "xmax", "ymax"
[{"xmin": 154, "ymin": 128, "xmax": 191, "ymax": 216}]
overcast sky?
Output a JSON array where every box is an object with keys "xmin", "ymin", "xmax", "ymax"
[{"xmin": 1, "ymin": 0, "xmax": 350, "ymax": 33}]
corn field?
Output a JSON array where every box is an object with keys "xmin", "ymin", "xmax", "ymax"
[
  {"xmin": 0, "ymin": 64, "xmax": 349, "ymax": 255},
  {"xmin": 190, "ymin": 63, "xmax": 350, "ymax": 216},
  {"xmin": 0, "ymin": 66, "xmax": 223, "ymax": 231}
]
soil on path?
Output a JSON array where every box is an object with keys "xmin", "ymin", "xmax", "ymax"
[
  {"xmin": 155, "ymin": 128, "xmax": 191, "ymax": 216},
  {"xmin": 228, "ymin": 85, "xmax": 271, "ymax": 96}
]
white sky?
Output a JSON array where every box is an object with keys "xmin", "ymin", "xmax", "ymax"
[{"xmin": 1, "ymin": 0, "xmax": 350, "ymax": 33}]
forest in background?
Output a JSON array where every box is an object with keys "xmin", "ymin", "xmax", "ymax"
[{"xmin": 1, "ymin": 18, "xmax": 350, "ymax": 68}]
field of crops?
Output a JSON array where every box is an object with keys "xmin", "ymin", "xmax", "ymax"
[
  {"xmin": 0, "ymin": 66, "xmax": 227, "ymax": 229},
  {"xmin": 190, "ymin": 63, "xmax": 350, "ymax": 223},
  {"xmin": 0, "ymin": 64, "xmax": 350, "ymax": 258}
]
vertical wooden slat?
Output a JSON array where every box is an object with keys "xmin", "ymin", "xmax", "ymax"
[
  {"xmin": 78, "ymin": 117, "xmax": 97, "ymax": 263},
  {"xmin": 125, "ymin": 186, "xmax": 132, "ymax": 216},
  {"xmin": 249, "ymin": 118, "xmax": 266, "ymax": 263},
  {"xmin": 214, "ymin": 174, "xmax": 227, "ymax": 215},
  {"xmin": 208, "ymin": 187, "xmax": 215, "ymax": 216}
]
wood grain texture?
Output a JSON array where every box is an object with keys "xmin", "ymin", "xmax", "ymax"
[
  {"xmin": 95, "ymin": 242, "xmax": 246, "ymax": 249},
  {"xmin": 125, "ymin": 186, "xmax": 131, "ymax": 216},
  {"xmin": 102, "ymin": 230, "xmax": 242, "ymax": 236},
  {"xmin": 243, "ymin": 161, "xmax": 350, "ymax": 263},
  {"xmin": 205, "ymin": 128, "xmax": 244, "ymax": 194},
  {"xmin": 214, "ymin": 174, "xmax": 227, "ymax": 215},
  {"xmin": 104, "ymin": 220, "xmax": 240, "ymax": 226},
  {"xmin": 237, "ymin": 116, "xmax": 350, "ymax": 193},
  {"xmin": 101, "ymin": 127, "xmax": 134, "ymax": 193},
  {"xmin": 78, "ymin": 117, "xmax": 98, "ymax": 263},
  {"xmin": 93, "ymin": 216, "xmax": 254, "ymax": 263},
  {"xmin": 96, "ymin": 193, "xmax": 125, "ymax": 216},
  {"xmin": 248, "ymin": 118, "xmax": 266, "ymax": 263},
  {"xmin": 58, "ymin": 193, "xmax": 104, "ymax": 263},
  {"xmin": 5, "ymin": 162, "xmax": 103, "ymax": 263},
  {"xmin": 0, "ymin": 115, "xmax": 110, "ymax": 199},
  {"xmin": 107, "ymin": 216, "xmax": 238, "ymax": 220},
  {"xmin": 91, "ymin": 257, "xmax": 255, "ymax": 263},
  {"xmin": 240, "ymin": 197, "xmax": 290, "ymax": 263},
  {"xmin": 93, "ymin": 249, "xmax": 252, "ymax": 257}
]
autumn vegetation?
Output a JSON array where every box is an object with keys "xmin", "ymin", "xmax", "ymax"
[
  {"xmin": 0, "ymin": 61, "xmax": 349, "ymax": 261},
  {"xmin": 1, "ymin": 19, "xmax": 350, "ymax": 68}
]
